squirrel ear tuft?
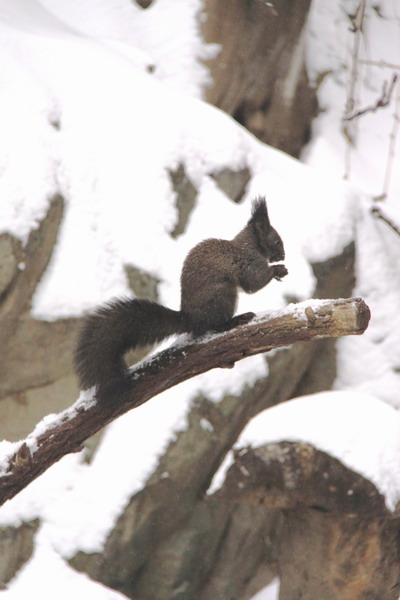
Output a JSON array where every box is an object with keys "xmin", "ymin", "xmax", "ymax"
[{"xmin": 250, "ymin": 196, "xmax": 270, "ymax": 227}]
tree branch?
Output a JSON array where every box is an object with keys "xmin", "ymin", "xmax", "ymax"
[{"xmin": 0, "ymin": 297, "xmax": 370, "ymax": 506}]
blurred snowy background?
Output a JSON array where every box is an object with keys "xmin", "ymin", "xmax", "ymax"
[{"xmin": 0, "ymin": 1, "xmax": 399, "ymax": 598}]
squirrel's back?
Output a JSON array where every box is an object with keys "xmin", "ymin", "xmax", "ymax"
[{"xmin": 181, "ymin": 238, "xmax": 239, "ymax": 335}]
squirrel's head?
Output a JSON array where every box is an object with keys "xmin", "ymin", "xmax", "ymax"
[{"xmin": 249, "ymin": 197, "xmax": 285, "ymax": 262}]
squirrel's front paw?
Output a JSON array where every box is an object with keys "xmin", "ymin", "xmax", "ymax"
[{"xmin": 273, "ymin": 264, "xmax": 288, "ymax": 281}]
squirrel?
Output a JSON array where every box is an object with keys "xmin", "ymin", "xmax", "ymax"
[{"xmin": 74, "ymin": 197, "xmax": 288, "ymax": 400}]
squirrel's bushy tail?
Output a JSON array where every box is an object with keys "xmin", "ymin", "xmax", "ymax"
[{"xmin": 74, "ymin": 298, "xmax": 189, "ymax": 395}]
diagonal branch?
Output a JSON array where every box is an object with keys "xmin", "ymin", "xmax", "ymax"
[{"xmin": 0, "ymin": 297, "xmax": 370, "ymax": 506}]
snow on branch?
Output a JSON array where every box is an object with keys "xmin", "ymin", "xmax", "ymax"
[{"xmin": 0, "ymin": 297, "xmax": 370, "ymax": 506}]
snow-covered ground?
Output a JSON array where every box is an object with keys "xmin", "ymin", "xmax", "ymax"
[{"xmin": 0, "ymin": 0, "xmax": 399, "ymax": 598}]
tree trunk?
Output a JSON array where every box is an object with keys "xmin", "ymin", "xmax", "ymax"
[{"xmin": 202, "ymin": 0, "xmax": 317, "ymax": 157}]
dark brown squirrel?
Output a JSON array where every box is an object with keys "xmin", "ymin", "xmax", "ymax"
[{"xmin": 74, "ymin": 197, "xmax": 288, "ymax": 399}]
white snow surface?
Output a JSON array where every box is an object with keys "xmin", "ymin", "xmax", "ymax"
[
  {"xmin": 250, "ymin": 578, "xmax": 280, "ymax": 600},
  {"xmin": 0, "ymin": 0, "xmax": 399, "ymax": 597},
  {"xmin": 211, "ymin": 391, "xmax": 400, "ymax": 511},
  {"xmin": 4, "ymin": 526, "xmax": 129, "ymax": 600}
]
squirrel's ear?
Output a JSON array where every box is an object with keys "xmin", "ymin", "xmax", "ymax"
[{"xmin": 249, "ymin": 196, "xmax": 270, "ymax": 228}]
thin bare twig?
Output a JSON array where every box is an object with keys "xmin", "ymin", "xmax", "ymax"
[
  {"xmin": 343, "ymin": 73, "xmax": 398, "ymax": 121},
  {"xmin": 359, "ymin": 59, "xmax": 400, "ymax": 70},
  {"xmin": 346, "ymin": 1, "xmax": 366, "ymax": 113},
  {"xmin": 381, "ymin": 77, "xmax": 400, "ymax": 199},
  {"xmin": 344, "ymin": 0, "xmax": 366, "ymax": 179},
  {"xmin": 371, "ymin": 207, "xmax": 400, "ymax": 237}
]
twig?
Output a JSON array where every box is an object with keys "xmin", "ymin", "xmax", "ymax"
[
  {"xmin": 371, "ymin": 207, "xmax": 400, "ymax": 237},
  {"xmin": 0, "ymin": 298, "xmax": 370, "ymax": 506},
  {"xmin": 381, "ymin": 77, "xmax": 400, "ymax": 199},
  {"xmin": 359, "ymin": 59, "xmax": 400, "ymax": 70},
  {"xmin": 346, "ymin": 0, "xmax": 366, "ymax": 113},
  {"xmin": 343, "ymin": 73, "xmax": 398, "ymax": 121},
  {"xmin": 344, "ymin": 0, "xmax": 366, "ymax": 179}
]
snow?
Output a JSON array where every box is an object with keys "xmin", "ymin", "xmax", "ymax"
[
  {"xmin": 211, "ymin": 391, "xmax": 400, "ymax": 511},
  {"xmin": 0, "ymin": 390, "xmax": 96, "ymax": 477},
  {"xmin": 305, "ymin": 0, "xmax": 400, "ymax": 204},
  {"xmin": 4, "ymin": 526, "xmax": 129, "ymax": 600},
  {"xmin": 0, "ymin": 0, "xmax": 399, "ymax": 597},
  {"xmin": 250, "ymin": 578, "xmax": 280, "ymax": 600}
]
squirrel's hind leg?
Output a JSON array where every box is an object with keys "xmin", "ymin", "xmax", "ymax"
[{"xmin": 213, "ymin": 311, "xmax": 255, "ymax": 333}]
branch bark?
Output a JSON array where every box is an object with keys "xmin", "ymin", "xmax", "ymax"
[{"xmin": 0, "ymin": 297, "xmax": 370, "ymax": 506}]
